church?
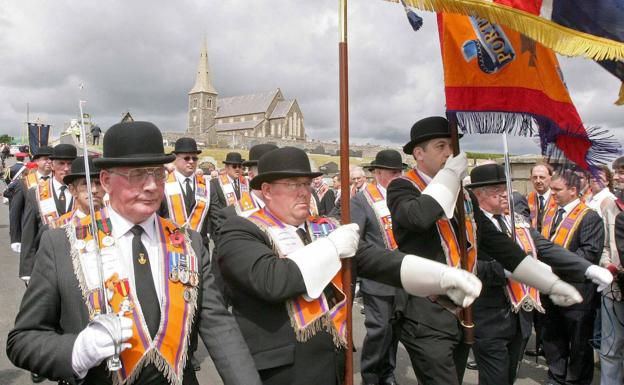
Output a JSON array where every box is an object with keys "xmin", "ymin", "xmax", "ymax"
[{"xmin": 187, "ymin": 39, "xmax": 306, "ymax": 145}]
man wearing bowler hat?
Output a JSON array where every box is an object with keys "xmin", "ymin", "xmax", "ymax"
[
  {"xmin": 211, "ymin": 151, "xmax": 246, "ymax": 207},
  {"xmin": 7, "ymin": 121, "xmax": 261, "ymax": 385},
  {"xmin": 351, "ymin": 149, "xmax": 407, "ymax": 385},
  {"xmin": 160, "ymin": 137, "xmax": 222, "ymax": 241},
  {"xmin": 386, "ymin": 116, "xmax": 584, "ymax": 385},
  {"xmin": 466, "ymin": 163, "xmax": 611, "ymax": 385},
  {"xmin": 216, "ymin": 146, "xmax": 484, "ymax": 385},
  {"xmin": 19, "ymin": 143, "xmax": 77, "ymax": 284}
]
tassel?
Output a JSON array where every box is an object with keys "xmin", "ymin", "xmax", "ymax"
[
  {"xmin": 401, "ymin": 0, "xmax": 424, "ymax": 31},
  {"xmin": 616, "ymin": 82, "xmax": 624, "ymax": 106}
]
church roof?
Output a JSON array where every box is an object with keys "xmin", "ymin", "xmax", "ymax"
[
  {"xmin": 269, "ymin": 100, "xmax": 294, "ymax": 119},
  {"xmin": 215, "ymin": 119, "xmax": 263, "ymax": 132},
  {"xmin": 216, "ymin": 89, "xmax": 280, "ymax": 118},
  {"xmin": 189, "ymin": 38, "xmax": 217, "ymax": 95}
]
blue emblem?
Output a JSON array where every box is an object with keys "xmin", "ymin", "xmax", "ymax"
[{"xmin": 462, "ymin": 16, "xmax": 515, "ymax": 74}]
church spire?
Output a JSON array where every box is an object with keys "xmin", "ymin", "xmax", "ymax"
[{"xmin": 189, "ymin": 37, "xmax": 217, "ymax": 95}]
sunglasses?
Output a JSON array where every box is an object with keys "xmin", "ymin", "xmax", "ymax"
[
  {"xmin": 183, "ymin": 156, "xmax": 199, "ymax": 162},
  {"xmin": 230, "ymin": 164, "xmax": 243, "ymax": 169}
]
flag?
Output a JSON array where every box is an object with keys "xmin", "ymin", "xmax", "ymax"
[
  {"xmin": 394, "ymin": 0, "xmax": 624, "ymax": 62},
  {"xmin": 438, "ymin": 12, "xmax": 620, "ymax": 170},
  {"xmin": 28, "ymin": 123, "xmax": 51, "ymax": 157}
]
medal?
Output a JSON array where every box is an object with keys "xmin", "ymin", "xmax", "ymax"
[
  {"xmin": 190, "ymin": 273, "xmax": 199, "ymax": 287},
  {"xmin": 179, "ymin": 270, "xmax": 189, "ymax": 284},
  {"xmin": 86, "ymin": 239, "xmax": 97, "ymax": 252},
  {"xmin": 169, "ymin": 270, "xmax": 179, "ymax": 282},
  {"xmin": 183, "ymin": 287, "xmax": 192, "ymax": 302},
  {"xmin": 74, "ymin": 239, "xmax": 86, "ymax": 250},
  {"xmin": 101, "ymin": 235, "xmax": 115, "ymax": 247}
]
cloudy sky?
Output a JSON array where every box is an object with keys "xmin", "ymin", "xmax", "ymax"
[{"xmin": 0, "ymin": 0, "xmax": 621, "ymax": 155}]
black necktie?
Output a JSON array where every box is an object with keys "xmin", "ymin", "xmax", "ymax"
[
  {"xmin": 233, "ymin": 178, "xmax": 241, "ymax": 199},
  {"xmin": 537, "ymin": 195, "xmax": 545, "ymax": 231},
  {"xmin": 493, "ymin": 214, "xmax": 510, "ymax": 237},
  {"xmin": 295, "ymin": 227, "xmax": 337, "ymax": 306},
  {"xmin": 130, "ymin": 225, "xmax": 161, "ymax": 338},
  {"xmin": 41, "ymin": 175, "xmax": 49, "ymax": 181},
  {"xmin": 184, "ymin": 178, "xmax": 195, "ymax": 216},
  {"xmin": 58, "ymin": 185, "xmax": 67, "ymax": 214},
  {"xmin": 550, "ymin": 208, "xmax": 566, "ymax": 239}
]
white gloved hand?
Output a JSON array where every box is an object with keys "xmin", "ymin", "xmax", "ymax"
[
  {"xmin": 10, "ymin": 242, "xmax": 21, "ymax": 253},
  {"xmin": 549, "ymin": 280, "xmax": 583, "ymax": 306},
  {"xmin": 585, "ymin": 265, "xmax": 613, "ymax": 292},
  {"xmin": 326, "ymin": 223, "xmax": 360, "ymax": 259},
  {"xmin": 72, "ymin": 315, "xmax": 133, "ymax": 378},
  {"xmin": 400, "ymin": 255, "xmax": 482, "ymax": 307},
  {"xmin": 443, "ymin": 152, "xmax": 469, "ymax": 180},
  {"xmin": 20, "ymin": 276, "xmax": 30, "ymax": 286}
]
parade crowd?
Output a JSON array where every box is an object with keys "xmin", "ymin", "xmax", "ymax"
[{"xmin": 2, "ymin": 117, "xmax": 623, "ymax": 385}]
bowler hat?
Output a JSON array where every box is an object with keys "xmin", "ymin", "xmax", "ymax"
[
  {"xmin": 173, "ymin": 137, "xmax": 202, "ymax": 154},
  {"xmin": 93, "ymin": 121, "xmax": 175, "ymax": 168},
  {"xmin": 243, "ymin": 144, "xmax": 279, "ymax": 167},
  {"xmin": 50, "ymin": 144, "xmax": 77, "ymax": 160},
  {"xmin": 466, "ymin": 163, "xmax": 508, "ymax": 188},
  {"xmin": 63, "ymin": 156, "xmax": 101, "ymax": 185},
  {"xmin": 223, "ymin": 152, "xmax": 244, "ymax": 165},
  {"xmin": 363, "ymin": 149, "xmax": 408, "ymax": 171},
  {"xmin": 402, "ymin": 116, "xmax": 462, "ymax": 155},
  {"xmin": 32, "ymin": 146, "xmax": 53, "ymax": 159},
  {"xmin": 250, "ymin": 147, "xmax": 323, "ymax": 190}
]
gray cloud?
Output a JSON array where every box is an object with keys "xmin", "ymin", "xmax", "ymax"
[{"xmin": 0, "ymin": 1, "xmax": 621, "ymax": 156}]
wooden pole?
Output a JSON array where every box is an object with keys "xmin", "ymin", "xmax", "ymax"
[
  {"xmin": 338, "ymin": 0, "xmax": 354, "ymax": 383},
  {"xmin": 448, "ymin": 115, "xmax": 475, "ymax": 345}
]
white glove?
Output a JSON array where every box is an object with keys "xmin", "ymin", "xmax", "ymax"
[
  {"xmin": 326, "ymin": 223, "xmax": 360, "ymax": 259},
  {"xmin": 443, "ymin": 152, "xmax": 469, "ymax": 180},
  {"xmin": 10, "ymin": 242, "xmax": 21, "ymax": 253},
  {"xmin": 585, "ymin": 265, "xmax": 613, "ymax": 292},
  {"xmin": 72, "ymin": 315, "xmax": 133, "ymax": 378},
  {"xmin": 511, "ymin": 256, "xmax": 582, "ymax": 307},
  {"xmin": 400, "ymin": 255, "xmax": 482, "ymax": 308},
  {"xmin": 20, "ymin": 276, "xmax": 30, "ymax": 286},
  {"xmin": 421, "ymin": 153, "xmax": 468, "ymax": 219}
]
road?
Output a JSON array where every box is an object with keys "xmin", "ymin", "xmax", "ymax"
[{"xmin": 0, "ymin": 172, "xmax": 601, "ymax": 384}]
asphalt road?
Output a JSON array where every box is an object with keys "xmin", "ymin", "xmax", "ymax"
[{"xmin": 0, "ymin": 171, "xmax": 602, "ymax": 384}]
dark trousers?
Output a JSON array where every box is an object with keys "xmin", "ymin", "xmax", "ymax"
[
  {"xmin": 473, "ymin": 323, "xmax": 526, "ymax": 385},
  {"xmin": 397, "ymin": 318, "xmax": 469, "ymax": 385},
  {"xmin": 92, "ymin": 135, "xmax": 99, "ymax": 145},
  {"xmin": 360, "ymin": 292, "xmax": 398, "ymax": 384},
  {"xmin": 543, "ymin": 301, "xmax": 596, "ymax": 385}
]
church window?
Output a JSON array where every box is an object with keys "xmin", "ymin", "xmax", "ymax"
[
  {"xmin": 229, "ymin": 117, "xmax": 234, "ymax": 123},
  {"xmin": 193, "ymin": 115, "xmax": 197, "ymax": 123},
  {"xmin": 193, "ymin": 98, "xmax": 198, "ymax": 109}
]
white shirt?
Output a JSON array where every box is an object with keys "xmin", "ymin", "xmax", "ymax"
[
  {"xmin": 108, "ymin": 207, "xmax": 163, "ymax": 303},
  {"xmin": 251, "ymin": 190, "xmax": 265, "ymax": 208},
  {"xmin": 481, "ymin": 209, "xmax": 510, "ymax": 232},
  {"xmin": 537, "ymin": 189, "xmax": 551, "ymax": 205},
  {"xmin": 174, "ymin": 169, "xmax": 195, "ymax": 194},
  {"xmin": 558, "ymin": 198, "xmax": 581, "ymax": 218},
  {"xmin": 51, "ymin": 176, "xmax": 72, "ymax": 212},
  {"xmin": 415, "ymin": 167, "xmax": 433, "ymax": 184},
  {"xmin": 587, "ymin": 188, "xmax": 616, "ymax": 215}
]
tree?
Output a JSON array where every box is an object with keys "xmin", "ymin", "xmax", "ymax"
[{"xmin": 0, "ymin": 134, "xmax": 14, "ymax": 143}]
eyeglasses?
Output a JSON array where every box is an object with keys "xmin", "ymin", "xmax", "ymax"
[
  {"xmin": 230, "ymin": 164, "xmax": 243, "ymax": 169},
  {"xmin": 271, "ymin": 181, "xmax": 313, "ymax": 192},
  {"xmin": 183, "ymin": 156, "xmax": 199, "ymax": 162},
  {"xmin": 111, "ymin": 167, "xmax": 167, "ymax": 185}
]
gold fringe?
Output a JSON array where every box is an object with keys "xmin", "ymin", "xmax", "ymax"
[
  {"xmin": 395, "ymin": 0, "xmax": 624, "ymax": 61},
  {"xmin": 616, "ymin": 82, "xmax": 624, "ymax": 106}
]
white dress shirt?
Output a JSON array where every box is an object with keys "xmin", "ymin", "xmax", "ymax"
[
  {"xmin": 51, "ymin": 176, "xmax": 72, "ymax": 212},
  {"xmin": 537, "ymin": 189, "xmax": 551, "ymax": 205},
  {"xmin": 109, "ymin": 207, "xmax": 164, "ymax": 303},
  {"xmin": 174, "ymin": 169, "xmax": 195, "ymax": 193},
  {"xmin": 586, "ymin": 188, "xmax": 616, "ymax": 216},
  {"xmin": 558, "ymin": 198, "xmax": 581, "ymax": 219}
]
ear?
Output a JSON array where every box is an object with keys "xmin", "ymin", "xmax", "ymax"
[
  {"xmin": 261, "ymin": 182, "xmax": 272, "ymax": 202},
  {"xmin": 99, "ymin": 169, "xmax": 113, "ymax": 194}
]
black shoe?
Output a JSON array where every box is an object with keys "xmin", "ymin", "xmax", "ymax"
[
  {"xmin": 466, "ymin": 360, "xmax": 478, "ymax": 370},
  {"xmin": 31, "ymin": 373, "xmax": 45, "ymax": 383},
  {"xmin": 525, "ymin": 348, "xmax": 545, "ymax": 357}
]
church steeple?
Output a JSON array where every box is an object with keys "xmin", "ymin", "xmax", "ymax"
[{"xmin": 189, "ymin": 37, "xmax": 217, "ymax": 95}]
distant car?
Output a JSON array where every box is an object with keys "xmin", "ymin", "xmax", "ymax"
[{"xmin": 9, "ymin": 145, "xmax": 20, "ymax": 155}]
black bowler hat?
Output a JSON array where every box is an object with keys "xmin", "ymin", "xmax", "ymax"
[
  {"xmin": 63, "ymin": 156, "xmax": 101, "ymax": 185},
  {"xmin": 33, "ymin": 145, "xmax": 53, "ymax": 159},
  {"xmin": 243, "ymin": 144, "xmax": 279, "ymax": 167},
  {"xmin": 250, "ymin": 147, "xmax": 323, "ymax": 190},
  {"xmin": 173, "ymin": 137, "xmax": 202, "ymax": 154},
  {"xmin": 466, "ymin": 163, "xmax": 508, "ymax": 188},
  {"xmin": 402, "ymin": 116, "xmax": 462, "ymax": 155},
  {"xmin": 223, "ymin": 152, "xmax": 244, "ymax": 165},
  {"xmin": 50, "ymin": 144, "xmax": 77, "ymax": 160},
  {"xmin": 93, "ymin": 121, "xmax": 175, "ymax": 168},
  {"xmin": 363, "ymin": 149, "xmax": 408, "ymax": 171}
]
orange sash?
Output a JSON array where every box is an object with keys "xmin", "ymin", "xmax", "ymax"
[
  {"xmin": 234, "ymin": 190, "xmax": 261, "ymax": 217},
  {"xmin": 527, "ymin": 191, "xmax": 556, "ymax": 229},
  {"xmin": 362, "ymin": 183, "xmax": 397, "ymax": 250},
  {"xmin": 541, "ymin": 201, "xmax": 590, "ymax": 248},
  {"xmin": 402, "ymin": 169, "xmax": 477, "ymax": 272},
  {"xmin": 35, "ymin": 178, "xmax": 69, "ymax": 225},
  {"xmin": 247, "ymin": 209, "xmax": 347, "ymax": 347},
  {"xmin": 68, "ymin": 210, "xmax": 198, "ymax": 385},
  {"xmin": 504, "ymin": 214, "xmax": 544, "ymax": 313},
  {"xmin": 218, "ymin": 173, "xmax": 245, "ymax": 206},
  {"xmin": 24, "ymin": 171, "xmax": 39, "ymax": 189},
  {"xmin": 51, "ymin": 209, "xmax": 77, "ymax": 229},
  {"xmin": 164, "ymin": 172, "xmax": 210, "ymax": 231},
  {"xmin": 309, "ymin": 195, "xmax": 319, "ymax": 216}
]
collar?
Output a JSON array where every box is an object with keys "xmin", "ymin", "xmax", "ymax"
[
  {"xmin": 227, "ymin": 174, "xmax": 239, "ymax": 184},
  {"xmin": 559, "ymin": 198, "xmax": 580, "ymax": 214},
  {"xmin": 415, "ymin": 167, "xmax": 433, "ymax": 183},
  {"xmin": 108, "ymin": 206, "xmax": 157, "ymax": 243},
  {"xmin": 251, "ymin": 190, "xmax": 265, "ymax": 208},
  {"xmin": 590, "ymin": 188, "xmax": 615, "ymax": 203},
  {"xmin": 75, "ymin": 209, "xmax": 86, "ymax": 218},
  {"xmin": 537, "ymin": 189, "xmax": 551, "ymax": 201},
  {"xmin": 174, "ymin": 169, "xmax": 194, "ymax": 186},
  {"xmin": 376, "ymin": 183, "xmax": 387, "ymax": 198},
  {"xmin": 51, "ymin": 176, "xmax": 66, "ymax": 191}
]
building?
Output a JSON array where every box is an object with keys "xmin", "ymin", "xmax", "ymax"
[{"xmin": 187, "ymin": 39, "xmax": 306, "ymax": 145}]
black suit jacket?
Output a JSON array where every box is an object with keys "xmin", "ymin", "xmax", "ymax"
[
  {"xmin": 8, "ymin": 181, "xmax": 26, "ymax": 243},
  {"xmin": 216, "ymin": 216, "xmax": 404, "ymax": 380},
  {"xmin": 313, "ymin": 189, "xmax": 336, "ymax": 216},
  {"xmin": 210, "ymin": 177, "xmax": 243, "ymax": 209},
  {"xmin": 512, "ymin": 191, "xmax": 530, "ymax": 221},
  {"xmin": 547, "ymin": 208, "xmax": 604, "ymax": 310},
  {"xmin": 7, "ymin": 226, "xmax": 260, "ymax": 385},
  {"xmin": 386, "ymin": 177, "xmax": 527, "ymax": 335},
  {"xmin": 350, "ymin": 190, "xmax": 397, "ymax": 297},
  {"xmin": 19, "ymin": 187, "xmax": 44, "ymax": 277}
]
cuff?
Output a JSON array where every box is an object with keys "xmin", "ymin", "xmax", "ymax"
[{"xmin": 286, "ymin": 238, "xmax": 341, "ymax": 299}]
